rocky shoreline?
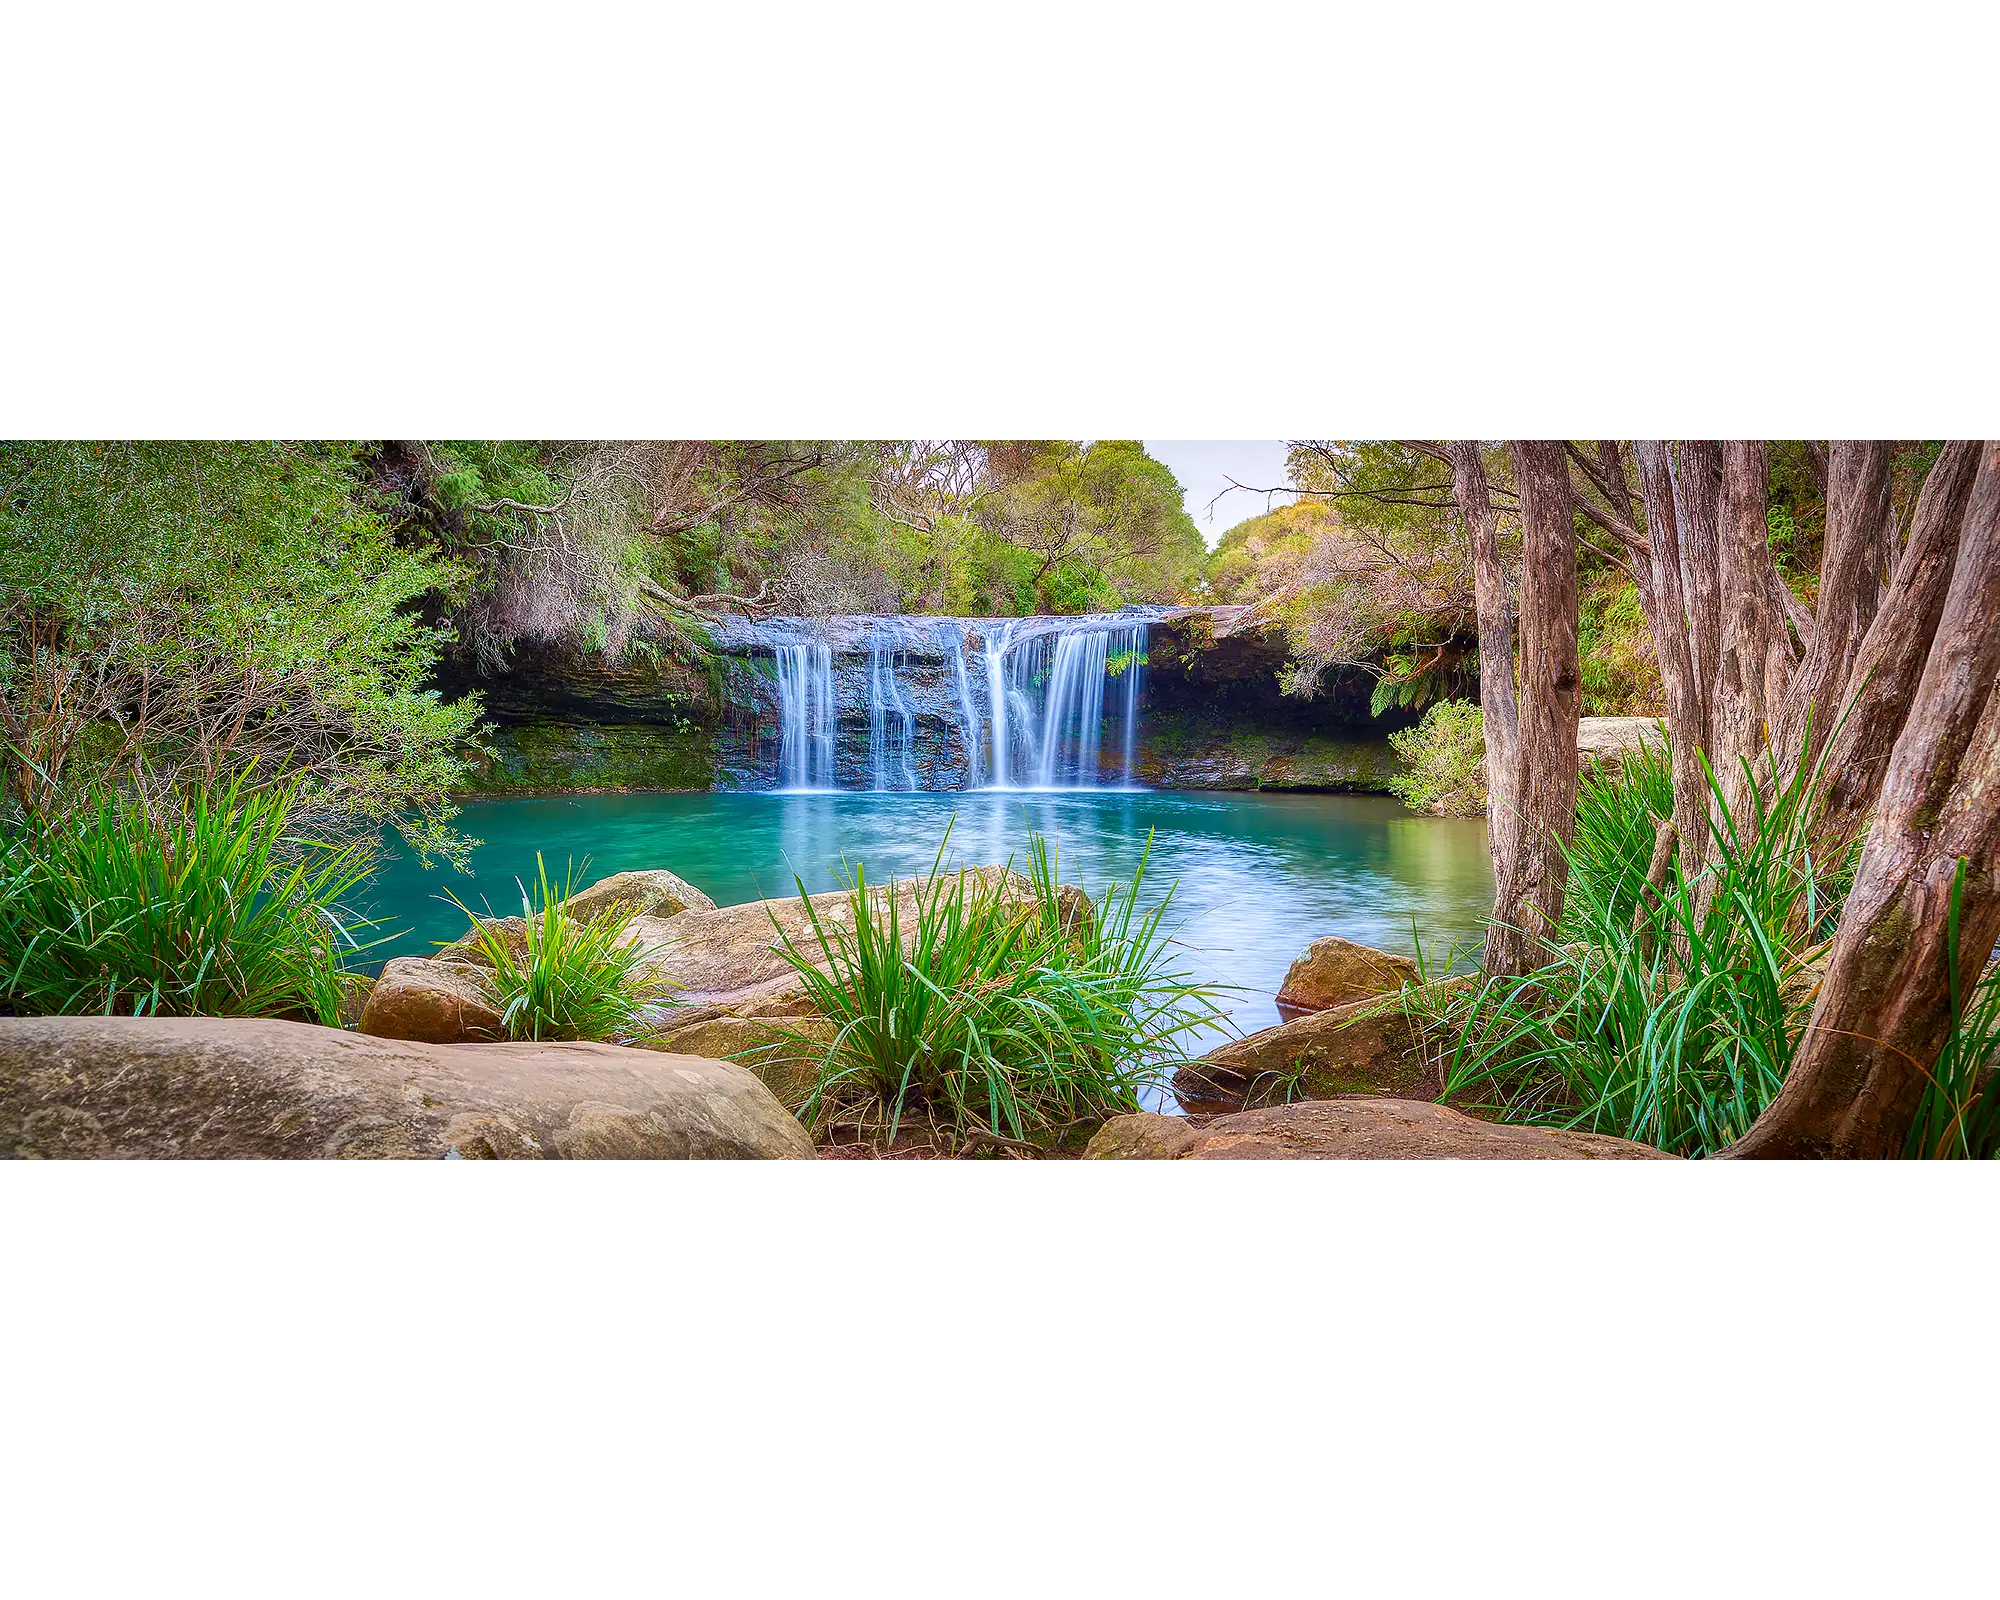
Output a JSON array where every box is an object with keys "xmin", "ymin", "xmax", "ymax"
[{"xmin": 2, "ymin": 862, "xmax": 1671, "ymax": 1161}]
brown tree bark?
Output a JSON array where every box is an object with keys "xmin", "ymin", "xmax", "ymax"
[
  {"xmin": 1484, "ymin": 441, "xmax": 1579, "ymax": 978},
  {"xmin": 1728, "ymin": 441, "xmax": 2000, "ymax": 1159},
  {"xmin": 1771, "ymin": 441, "xmax": 1892, "ymax": 784},
  {"xmin": 1670, "ymin": 441, "xmax": 1725, "ymax": 748},
  {"xmin": 1712, "ymin": 441, "xmax": 1795, "ymax": 836},
  {"xmin": 1445, "ymin": 440, "xmax": 1520, "ymax": 884},
  {"xmin": 1814, "ymin": 440, "xmax": 1985, "ymax": 849},
  {"xmin": 1633, "ymin": 440, "xmax": 1714, "ymax": 878}
]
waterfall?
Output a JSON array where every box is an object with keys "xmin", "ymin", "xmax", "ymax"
[
  {"xmin": 867, "ymin": 645, "xmax": 918, "ymax": 791},
  {"xmin": 774, "ymin": 641, "xmax": 835, "ymax": 790},
  {"xmin": 946, "ymin": 627, "xmax": 981, "ymax": 789},
  {"xmin": 1036, "ymin": 627, "xmax": 1111, "ymax": 786},
  {"xmin": 751, "ymin": 612, "xmax": 1148, "ymax": 793},
  {"xmin": 982, "ymin": 619, "xmax": 1017, "ymax": 786}
]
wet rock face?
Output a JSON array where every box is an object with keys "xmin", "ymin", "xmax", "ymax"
[
  {"xmin": 0, "ymin": 1016, "xmax": 816, "ymax": 1160},
  {"xmin": 1085, "ymin": 1098, "xmax": 1677, "ymax": 1160},
  {"xmin": 440, "ymin": 605, "xmax": 1425, "ymax": 794}
]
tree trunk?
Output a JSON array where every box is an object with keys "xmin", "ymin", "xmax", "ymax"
[
  {"xmin": 1446, "ymin": 440, "xmax": 1519, "ymax": 883},
  {"xmin": 1670, "ymin": 441, "xmax": 1725, "ymax": 749},
  {"xmin": 1484, "ymin": 441, "xmax": 1579, "ymax": 978},
  {"xmin": 1771, "ymin": 441, "xmax": 1892, "ymax": 784},
  {"xmin": 1633, "ymin": 440, "xmax": 1713, "ymax": 879},
  {"xmin": 1712, "ymin": 440, "xmax": 1794, "ymax": 836},
  {"xmin": 1815, "ymin": 440, "xmax": 1985, "ymax": 849},
  {"xmin": 1728, "ymin": 442, "xmax": 2000, "ymax": 1159}
]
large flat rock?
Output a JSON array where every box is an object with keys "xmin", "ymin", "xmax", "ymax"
[
  {"xmin": 0, "ymin": 1016, "xmax": 814, "ymax": 1159},
  {"xmin": 1087, "ymin": 1099, "xmax": 1676, "ymax": 1160}
]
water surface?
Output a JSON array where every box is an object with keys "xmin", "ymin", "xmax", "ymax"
[{"xmin": 362, "ymin": 791, "xmax": 1493, "ymax": 1056}]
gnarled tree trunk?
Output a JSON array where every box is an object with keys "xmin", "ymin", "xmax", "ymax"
[
  {"xmin": 1815, "ymin": 439, "xmax": 1985, "ymax": 849},
  {"xmin": 1712, "ymin": 441, "xmax": 1795, "ymax": 836},
  {"xmin": 1484, "ymin": 441, "xmax": 1579, "ymax": 978},
  {"xmin": 1445, "ymin": 439, "xmax": 1519, "ymax": 882},
  {"xmin": 1729, "ymin": 441, "xmax": 2000, "ymax": 1159},
  {"xmin": 1633, "ymin": 440, "xmax": 1714, "ymax": 880},
  {"xmin": 1771, "ymin": 441, "xmax": 1892, "ymax": 785},
  {"xmin": 1670, "ymin": 440, "xmax": 1724, "ymax": 747}
]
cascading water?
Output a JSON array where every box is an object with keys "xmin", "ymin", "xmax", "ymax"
[
  {"xmin": 757, "ymin": 612, "xmax": 1149, "ymax": 793},
  {"xmin": 774, "ymin": 641, "xmax": 835, "ymax": 790},
  {"xmin": 868, "ymin": 645, "xmax": 919, "ymax": 791}
]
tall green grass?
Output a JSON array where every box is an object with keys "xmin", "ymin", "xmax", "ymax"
[
  {"xmin": 0, "ymin": 772, "xmax": 369, "ymax": 1022},
  {"xmin": 765, "ymin": 825, "xmax": 1230, "ymax": 1152},
  {"xmin": 1443, "ymin": 749, "xmax": 1855, "ymax": 1157},
  {"xmin": 444, "ymin": 854, "xmax": 670, "ymax": 1042}
]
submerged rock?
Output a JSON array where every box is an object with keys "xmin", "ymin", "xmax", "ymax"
[
  {"xmin": 1174, "ymin": 978, "xmax": 1473, "ymax": 1112},
  {"xmin": 1274, "ymin": 934, "xmax": 1421, "ymax": 1012},
  {"xmin": 563, "ymin": 867, "xmax": 715, "ymax": 923},
  {"xmin": 359, "ymin": 957, "xmax": 504, "ymax": 1044},
  {"xmin": 1086, "ymin": 1099, "xmax": 1675, "ymax": 1160},
  {"xmin": 0, "ymin": 1016, "xmax": 815, "ymax": 1159}
]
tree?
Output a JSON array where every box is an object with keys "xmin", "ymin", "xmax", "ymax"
[
  {"xmin": 1729, "ymin": 442, "xmax": 2000, "ymax": 1158},
  {"xmin": 1484, "ymin": 441, "xmax": 1579, "ymax": 977},
  {"xmin": 1443, "ymin": 440, "xmax": 1519, "ymax": 881}
]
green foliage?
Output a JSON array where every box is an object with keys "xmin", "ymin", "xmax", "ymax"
[
  {"xmin": 444, "ymin": 854, "xmax": 669, "ymax": 1042},
  {"xmin": 1563, "ymin": 742, "xmax": 1675, "ymax": 935},
  {"xmin": 1387, "ymin": 700, "xmax": 1486, "ymax": 816},
  {"xmin": 0, "ymin": 771, "xmax": 370, "ymax": 1022},
  {"xmin": 762, "ymin": 826, "xmax": 1230, "ymax": 1151},
  {"xmin": 0, "ymin": 440, "xmax": 484, "ymax": 861},
  {"xmin": 1575, "ymin": 577, "xmax": 1662, "ymax": 715},
  {"xmin": 1441, "ymin": 751, "xmax": 1852, "ymax": 1158}
]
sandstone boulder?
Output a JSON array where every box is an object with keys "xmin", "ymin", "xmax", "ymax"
[
  {"xmin": 618, "ymin": 866, "xmax": 1030, "ymax": 1014},
  {"xmin": 563, "ymin": 867, "xmax": 715, "ymax": 924},
  {"xmin": 1175, "ymin": 988, "xmax": 1435, "ymax": 1111},
  {"xmin": 640, "ymin": 1013, "xmax": 836, "ymax": 1111},
  {"xmin": 1577, "ymin": 716, "xmax": 1668, "ymax": 768},
  {"xmin": 358, "ymin": 957, "xmax": 505, "ymax": 1044},
  {"xmin": 1174, "ymin": 977, "xmax": 1473, "ymax": 1112},
  {"xmin": 1274, "ymin": 934, "xmax": 1420, "ymax": 1012},
  {"xmin": 1086, "ymin": 1098, "xmax": 1675, "ymax": 1160},
  {"xmin": 0, "ymin": 1015, "xmax": 814, "ymax": 1159}
]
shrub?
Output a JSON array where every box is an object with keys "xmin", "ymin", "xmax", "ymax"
[
  {"xmin": 1387, "ymin": 700, "xmax": 1486, "ymax": 816},
  {"xmin": 764, "ymin": 827, "xmax": 1230, "ymax": 1153},
  {"xmin": 444, "ymin": 855, "xmax": 669, "ymax": 1042},
  {"xmin": 0, "ymin": 772, "xmax": 369, "ymax": 1022}
]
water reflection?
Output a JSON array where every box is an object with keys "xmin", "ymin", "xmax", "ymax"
[{"xmin": 363, "ymin": 790, "xmax": 1494, "ymax": 1070}]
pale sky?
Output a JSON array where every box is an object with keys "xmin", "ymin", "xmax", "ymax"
[{"xmin": 1144, "ymin": 440, "xmax": 1297, "ymax": 549}]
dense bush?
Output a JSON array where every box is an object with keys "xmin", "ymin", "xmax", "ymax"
[
  {"xmin": 764, "ymin": 829, "xmax": 1229, "ymax": 1152},
  {"xmin": 1387, "ymin": 700, "xmax": 1486, "ymax": 816},
  {"xmin": 0, "ymin": 773, "xmax": 369, "ymax": 1022}
]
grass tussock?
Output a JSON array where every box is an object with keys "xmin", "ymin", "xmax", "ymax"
[
  {"xmin": 0, "ymin": 772, "xmax": 370, "ymax": 1023},
  {"xmin": 1434, "ymin": 746, "xmax": 1855, "ymax": 1158},
  {"xmin": 763, "ymin": 825, "xmax": 1230, "ymax": 1154},
  {"xmin": 444, "ymin": 854, "xmax": 671, "ymax": 1042}
]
